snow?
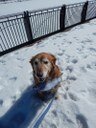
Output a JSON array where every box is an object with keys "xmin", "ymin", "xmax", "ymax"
[
  {"xmin": 0, "ymin": 18, "xmax": 96, "ymax": 127},
  {"xmin": 0, "ymin": 0, "xmax": 96, "ymax": 127},
  {"xmin": 0, "ymin": 0, "xmax": 89, "ymax": 16}
]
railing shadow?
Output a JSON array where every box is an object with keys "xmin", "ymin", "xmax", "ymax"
[{"xmin": 0, "ymin": 86, "xmax": 44, "ymax": 128}]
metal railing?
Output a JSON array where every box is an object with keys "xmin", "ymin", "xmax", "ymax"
[{"xmin": 0, "ymin": 1, "xmax": 96, "ymax": 56}]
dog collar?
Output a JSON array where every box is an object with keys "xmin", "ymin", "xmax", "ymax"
[{"xmin": 34, "ymin": 76, "xmax": 62, "ymax": 92}]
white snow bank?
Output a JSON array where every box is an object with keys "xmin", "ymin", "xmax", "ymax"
[
  {"xmin": 0, "ymin": 0, "xmax": 89, "ymax": 16},
  {"xmin": 0, "ymin": 19, "xmax": 96, "ymax": 128}
]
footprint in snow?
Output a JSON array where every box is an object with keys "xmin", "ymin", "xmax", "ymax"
[
  {"xmin": 57, "ymin": 52, "xmax": 64, "ymax": 56},
  {"xmin": 61, "ymin": 42, "xmax": 64, "ymax": 45},
  {"xmin": 67, "ymin": 75, "xmax": 77, "ymax": 81},
  {"xmin": 71, "ymin": 58, "xmax": 78, "ymax": 64},
  {"xmin": 18, "ymin": 65, "xmax": 23, "ymax": 69},
  {"xmin": 62, "ymin": 49, "xmax": 65, "ymax": 53},
  {"xmin": 16, "ymin": 58, "xmax": 25, "ymax": 61},
  {"xmin": 57, "ymin": 44, "xmax": 61, "ymax": 47},
  {"xmin": 39, "ymin": 44, "xmax": 45, "ymax": 48},
  {"xmin": 66, "ymin": 65, "xmax": 74, "ymax": 73},
  {"xmin": 89, "ymin": 47, "xmax": 96, "ymax": 52},
  {"xmin": 65, "ymin": 86, "xmax": 70, "ymax": 91},
  {"xmin": 56, "ymin": 35, "xmax": 63, "ymax": 38},
  {"xmin": 57, "ymin": 49, "xmax": 65, "ymax": 56},
  {"xmin": 9, "ymin": 77, "xmax": 17, "ymax": 81},
  {"xmin": 76, "ymin": 114, "xmax": 88, "ymax": 128},
  {"xmin": 68, "ymin": 92, "xmax": 79, "ymax": 101},
  {"xmin": 50, "ymin": 123, "xmax": 57, "ymax": 128},
  {"xmin": 52, "ymin": 110, "xmax": 58, "ymax": 116},
  {"xmin": 93, "ymin": 32, "xmax": 96, "ymax": 36},
  {"xmin": 86, "ymin": 62, "xmax": 96, "ymax": 70},
  {"xmin": 67, "ymin": 41, "xmax": 72, "ymax": 44},
  {"xmin": 63, "ymin": 93, "xmax": 68, "ymax": 100},
  {"xmin": 52, "ymin": 37, "xmax": 57, "ymax": 40},
  {"xmin": 88, "ymin": 87, "xmax": 96, "ymax": 103},
  {"xmin": 86, "ymin": 64, "xmax": 92, "ymax": 69},
  {"xmin": 80, "ymin": 66, "xmax": 87, "ymax": 73},
  {"xmin": 92, "ymin": 62, "xmax": 96, "ymax": 69},
  {"xmin": 15, "ymin": 52, "xmax": 19, "ymax": 55},
  {"xmin": 83, "ymin": 55, "xmax": 88, "ymax": 59},
  {"xmin": 53, "ymin": 43, "xmax": 56, "ymax": 45},
  {"xmin": 0, "ymin": 60, "xmax": 6, "ymax": 65},
  {"xmin": 80, "ymin": 41, "xmax": 85, "ymax": 44},
  {"xmin": 77, "ymin": 48, "xmax": 83, "ymax": 52},
  {"xmin": 0, "ymin": 99, "xmax": 3, "ymax": 106},
  {"xmin": 85, "ymin": 39, "xmax": 92, "ymax": 43},
  {"xmin": 74, "ymin": 37, "xmax": 79, "ymax": 41}
]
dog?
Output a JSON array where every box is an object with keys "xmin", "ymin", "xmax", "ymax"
[{"xmin": 30, "ymin": 52, "xmax": 61, "ymax": 100}]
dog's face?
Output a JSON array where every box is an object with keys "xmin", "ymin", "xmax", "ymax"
[{"xmin": 30, "ymin": 53, "xmax": 56, "ymax": 82}]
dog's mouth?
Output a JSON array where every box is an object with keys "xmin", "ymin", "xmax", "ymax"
[
  {"xmin": 39, "ymin": 77, "xmax": 45, "ymax": 82},
  {"xmin": 34, "ymin": 73, "xmax": 46, "ymax": 83}
]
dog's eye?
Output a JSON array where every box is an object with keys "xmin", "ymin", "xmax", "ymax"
[
  {"xmin": 44, "ymin": 61, "xmax": 48, "ymax": 64},
  {"xmin": 34, "ymin": 61, "xmax": 38, "ymax": 65}
]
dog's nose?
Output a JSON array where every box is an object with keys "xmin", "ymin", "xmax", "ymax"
[{"xmin": 37, "ymin": 72, "xmax": 43, "ymax": 78}]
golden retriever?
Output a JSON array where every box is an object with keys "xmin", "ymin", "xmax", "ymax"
[{"xmin": 30, "ymin": 52, "xmax": 61, "ymax": 100}]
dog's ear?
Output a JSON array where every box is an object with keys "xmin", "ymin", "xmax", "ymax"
[
  {"xmin": 49, "ymin": 53, "xmax": 56, "ymax": 65},
  {"xmin": 29, "ymin": 56, "xmax": 35, "ymax": 66}
]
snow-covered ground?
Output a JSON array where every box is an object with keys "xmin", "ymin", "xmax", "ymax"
[
  {"xmin": 0, "ymin": 18, "xmax": 96, "ymax": 128},
  {"xmin": 0, "ymin": 0, "xmax": 89, "ymax": 16}
]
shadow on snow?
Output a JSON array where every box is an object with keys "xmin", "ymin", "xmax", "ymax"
[{"xmin": 0, "ymin": 86, "xmax": 44, "ymax": 128}]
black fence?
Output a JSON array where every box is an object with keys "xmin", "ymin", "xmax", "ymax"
[{"xmin": 0, "ymin": 1, "xmax": 96, "ymax": 56}]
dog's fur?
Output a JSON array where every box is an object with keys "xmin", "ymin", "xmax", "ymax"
[{"xmin": 30, "ymin": 52, "xmax": 61, "ymax": 100}]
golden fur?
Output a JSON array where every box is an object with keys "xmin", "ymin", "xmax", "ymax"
[{"xmin": 30, "ymin": 52, "xmax": 61, "ymax": 100}]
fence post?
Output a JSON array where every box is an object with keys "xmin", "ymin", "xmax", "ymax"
[
  {"xmin": 23, "ymin": 11, "xmax": 33, "ymax": 41},
  {"xmin": 60, "ymin": 5, "xmax": 66, "ymax": 31},
  {"xmin": 81, "ymin": 1, "xmax": 88, "ymax": 23}
]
